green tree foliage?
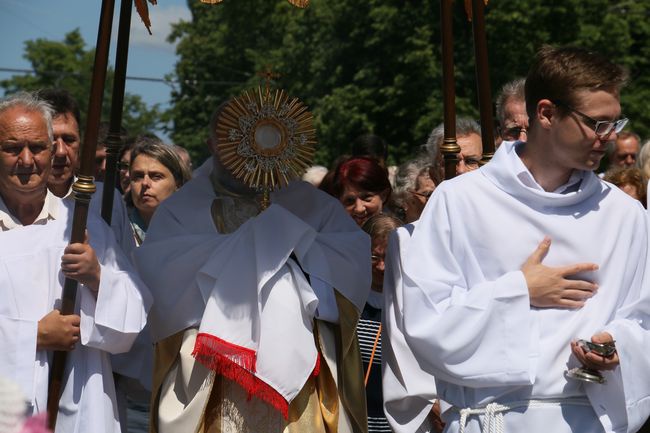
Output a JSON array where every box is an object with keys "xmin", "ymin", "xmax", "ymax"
[
  {"xmin": 165, "ymin": 1, "xmax": 285, "ymax": 163},
  {"xmin": 1, "ymin": 29, "xmax": 161, "ymax": 138},
  {"xmin": 483, "ymin": 0, "xmax": 650, "ymax": 141},
  {"xmin": 167, "ymin": 0, "xmax": 650, "ymax": 166}
]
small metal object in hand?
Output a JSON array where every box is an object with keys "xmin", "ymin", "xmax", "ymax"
[
  {"xmin": 565, "ymin": 339, "xmax": 617, "ymax": 384},
  {"xmin": 579, "ymin": 340, "xmax": 617, "ymax": 357}
]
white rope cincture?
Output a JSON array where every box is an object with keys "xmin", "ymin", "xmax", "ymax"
[{"xmin": 456, "ymin": 397, "xmax": 591, "ymax": 433}]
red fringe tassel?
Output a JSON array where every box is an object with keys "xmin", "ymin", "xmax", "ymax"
[
  {"xmin": 193, "ymin": 333, "xmax": 322, "ymax": 419},
  {"xmin": 193, "ymin": 332, "xmax": 256, "ymax": 371},
  {"xmin": 193, "ymin": 333, "xmax": 288, "ymax": 418}
]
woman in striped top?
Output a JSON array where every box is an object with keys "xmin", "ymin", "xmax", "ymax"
[{"xmin": 360, "ymin": 214, "xmax": 403, "ymax": 433}]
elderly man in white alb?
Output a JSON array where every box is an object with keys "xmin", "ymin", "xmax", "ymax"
[
  {"xmin": 0, "ymin": 92, "xmax": 151, "ymax": 433},
  {"xmin": 384, "ymin": 46, "xmax": 650, "ymax": 433}
]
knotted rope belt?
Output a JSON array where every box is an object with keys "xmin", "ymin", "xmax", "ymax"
[{"xmin": 455, "ymin": 397, "xmax": 591, "ymax": 433}]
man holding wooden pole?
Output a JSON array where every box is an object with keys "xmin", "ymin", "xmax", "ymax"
[{"xmin": 0, "ymin": 92, "xmax": 151, "ymax": 433}]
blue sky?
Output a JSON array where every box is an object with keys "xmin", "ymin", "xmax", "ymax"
[{"xmin": 0, "ymin": 0, "xmax": 192, "ymax": 139}]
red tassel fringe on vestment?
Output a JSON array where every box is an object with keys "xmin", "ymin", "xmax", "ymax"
[{"xmin": 193, "ymin": 332, "xmax": 320, "ymax": 419}]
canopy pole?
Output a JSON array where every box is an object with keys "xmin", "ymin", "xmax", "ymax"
[
  {"xmin": 440, "ymin": 0, "xmax": 461, "ymax": 180},
  {"xmin": 102, "ymin": 0, "xmax": 134, "ymax": 224},
  {"xmin": 471, "ymin": 0, "xmax": 495, "ymax": 164},
  {"xmin": 47, "ymin": 0, "xmax": 116, "ymax": 429}
]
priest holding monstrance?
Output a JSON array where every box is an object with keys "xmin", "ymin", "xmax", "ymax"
[{"xmin": 134, "ymin": 87, "xmax": 370, "ymax": 433}]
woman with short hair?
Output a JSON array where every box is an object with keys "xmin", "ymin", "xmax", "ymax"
[
  {"xmin": 326, "ymin": 156, "xmax": 392, "ymax": 226},
  {"xmin": 127, "ymin": 140, "xmax": 191, "ymax": 245}
]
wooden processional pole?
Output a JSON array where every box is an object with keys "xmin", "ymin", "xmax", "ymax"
[
  {"xmin": 102, "ymin": 0, "xmax": 134, "ymax": 224},
  {"xmin": 440, "ymin": 0, "xmax": 461, "ymax": 180},
  {"xmin": 470, "ymin": 0, "xmax": 495, "ymax": 163},
  {"xmin": 47, "ymin": 0, "xmax": 116, "ymax": 429}
]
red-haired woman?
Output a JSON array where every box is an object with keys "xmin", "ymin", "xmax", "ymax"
[{"xmin": 326, "ymin": 157, "xmax": 392, "ymax": 226}]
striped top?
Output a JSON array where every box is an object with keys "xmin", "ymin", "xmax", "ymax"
[
  {"xmin": 357, "ymin": 291, "xmax": 392, "ymax": 432},
  {"xmin": 358, "ymin": 316, "xmax": 382, "ymax": 366}
]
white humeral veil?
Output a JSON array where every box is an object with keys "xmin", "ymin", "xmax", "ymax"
[{"xmin": 135, "ymin": 168, "xmax": 370, "ymax": 431}]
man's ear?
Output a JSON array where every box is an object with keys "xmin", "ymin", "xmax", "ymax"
[{"xmin": 536, "ymin": 99, "xmax": 555, "ymax": 130}]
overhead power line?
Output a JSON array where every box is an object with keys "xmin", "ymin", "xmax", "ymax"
[{"xmin": 0, "ymin": 67, "xmax": 246, "ymax": 87}]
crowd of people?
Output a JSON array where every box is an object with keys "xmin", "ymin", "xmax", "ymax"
[{"xmin": 1, "ymin": 45, "xmax": 650, "ymax": 433}]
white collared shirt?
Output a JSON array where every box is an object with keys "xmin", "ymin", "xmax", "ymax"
[
  {"xmin": 512, "ymin": 142, "xmax": 585, "ymax": 194},
  {"xmin": 0, "ymin": 190, "xmax": 59, "ymax": 231}
]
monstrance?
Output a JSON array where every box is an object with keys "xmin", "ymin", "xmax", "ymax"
[{"xmin": 215, "ymin": 85, "xmax": 317, "ymax": 209}]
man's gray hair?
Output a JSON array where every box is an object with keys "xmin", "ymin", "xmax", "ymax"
[
  {"xmin": 391, "ymin": 153, "xmax": 431, "ymax": 212},
  {"xmin": 424, "ymin": 117, "xmax": 481, "ymax": 161},
  {"xmin": 496, "ymin": 78, "xmax": 526, "ymax": 126},
  {"xmin": 0, "ymin": 91, "xmax": 54, "ymax": 142},
  {"xmin": 394, "ymin": 153, "xmax": 430, "ymax": 192}
]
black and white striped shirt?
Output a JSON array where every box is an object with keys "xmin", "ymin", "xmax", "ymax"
[{"xmin": 357, "ymin": 291, "xmax": 392, "ymax": 432}]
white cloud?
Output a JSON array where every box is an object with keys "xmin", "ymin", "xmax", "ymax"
[{"xmin": 129, "ymin": 4, "xmax": 191, "ymax": 51}]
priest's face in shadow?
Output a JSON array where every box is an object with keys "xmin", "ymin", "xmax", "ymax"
[
  {"xmin": 547, "ymin": 89, "xmax": 621, "ymax": 173},
  {"xmin": 0, "ymin": 106, "xmax": 53, "ymax": 202}
]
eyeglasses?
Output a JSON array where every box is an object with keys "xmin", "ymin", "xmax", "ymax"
[
  {"xmin": 501, "ymin": 126, "xmax": 528, "ymax": 140},
  {"xmin": 117, "ymin": 161, "xmax": 130, "ymax": 171},
  {"xmin": 371, "ymin": 254, "xmax": 385, "ymax": 264},
  {"xmin": 616, "ymin": 152, "xmax": 637, "ymax": 161},
  {"xmin": 408, "ymin": 189, "xmax": 433, "ymax": 200},
  {"xmin": 457, "ymin": 157, "xmax": 481, "ymax": 170},
  {"xmin": 553, "ymin": 101, "xmax": 628, "ymax": 138}
]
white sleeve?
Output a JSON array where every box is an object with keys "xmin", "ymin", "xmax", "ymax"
[
  {"xmin": 382, "ymin": 227, "xmax": 436, "ymax": 433},
  {"xmin": 79, "ymin": 215, "xmax": 152, "ymax": 354},
  {"xmin": 586, "ymin": 214, "xmax": 650, "ymax": 433},
  {"xmin": 401, "ymin": 189, "xmax": 539, "ymax": 388}
]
